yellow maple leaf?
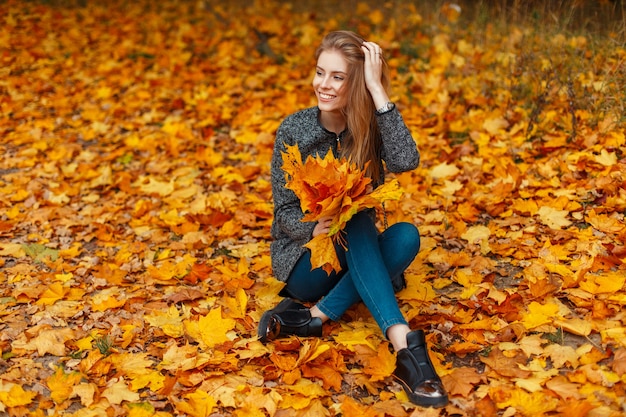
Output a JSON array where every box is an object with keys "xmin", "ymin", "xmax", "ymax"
[
  {"xmin": 304, "ymin": 234, "xmax": 341, "ymax": 275},
  {"xmin": 520, "ymin": 301, "xmax": 560, "ymax": 330},
  {"xmin": 579, "ymin": 271, "xmax": 626, "ymax": 294},
  {"xmin": 119, "ymin": 324, "xmax": 138, "ymax": 349},
  {"xmin": 133, "ymin": 176, "xmax": 174, "ymax": 196},
  {"xmin": 461, "ymin": 225, "xmax": 491, "ymax": 254},
  {"xmin": 586, "ymin": 209, "xmax": 625, "ymax": 234},
  {"xmin": 16, "ymin": 327, "xmax": 75, "ymax": 356},
  {"xmin": 399, "ymin": 274, "xmax": 437, "ymax": 304},
  {"xmin": 101, "ymin": 377, "xmax": 140, "ymax": 405},
  {"xmin": 543, "ymin": 344, "xmax": 580, "ymax": 368},
  {"xmin": 296, "ymin": 339, "xmax": 331, "ymax": 366},
  {"xmin": 145, "ymin": 305, "xmax": 185, "ymax": 338},
  {"xmin": 36, "ymin": 282, "xmax": 67, "ymax": 306},
  {"xmin": 594, "ymin": 148, "xmax": 617, "ymax": 166},
  {"xmin": 90, "ymin": 287, "xmax": 126, "ymax": 312},
  {"xmin": 75, "ymin": 335, "xmax": 94, "ymax": 351},
  {"xmin": 126, "ymin": 402, "xmax": 156, "ymax": 417},
  {"xmin": 514, "ymin": 335, "xmax": 545, "ymax": 357},
  {"xmin": 429, "ymin": 162, "xmax": 460, "ymax": 179},
  {"xmin": 128, "ymin": 371, "xmax": 165, "ymax": 392},
  {"xmin": 553, "ymin": 317, "xmax": 592, "ymax": 337},
  {"xmin": 235, "ymin": 386, "xmax": 279, "ymax": 417},
  {"xmin": 47, "ymin": 366, "xmax": 83, "ymax": 404},
  {"xmin": 495, "ymin": 389, "xmax": 559, "ymax": 415},
  {"xmin": 159, "ymin": 343, "xmax": 203, "ymax": 372},
  {"xmin": 54, "ymin": 272, "xmax": 73, "ymax": 283},
  {"xmin": 0, "ymin": 383, "xmax": 36, "ymax": 408},
  {"xmin": 512, "ymin": 198, "xmax": 539, "ymax": 215},
  {"xmin": 175, "ymin": 390, "xmax": 217, "ymax": 417},
  {"xmin": 283, "ymin": 378, "xmax": 329, "ymax": 397},
  {"xmin": 147, "ymin": 258, "xmax": 192, "ymax": 282},
  {"xmin": 221, "ymin": 287, "xmax": 248, "ymax": 319},
  {"xmin": 0, "ymin": 242, "xmax": 26, "ymax": 257},
  {"xmin": 71, "ymin": 383, "xmax": 96, "ymax": 407},
  {"xmin": 333, "ymin": 326, "xmax": 378, "ymax": 351},
  {"xmin": 537, "ymin": 205, "xmax": 572, "ymax": 229},
  {"xmin": 110, "ymin": 352, "xmax": 153, "ymax": 380},
  {"xmin": 185, "ymin": 306, "xmax": 236, "ymax": 348}
]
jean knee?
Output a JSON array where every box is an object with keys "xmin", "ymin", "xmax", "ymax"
[{"xmin": 397, "ymin": 222, "xmax": 420, "ymax": 254}]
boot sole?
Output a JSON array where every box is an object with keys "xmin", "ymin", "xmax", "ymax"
[{"xmin": 394, "ymin": 375, "xmax": 449, "ymax": 408}]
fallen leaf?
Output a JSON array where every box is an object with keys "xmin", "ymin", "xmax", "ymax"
[
  {"xmin": 441, "ymin": 367, "xmax": 486, "ymax": 397},
  {"xmin": 480, "ymin": 348, "xmax": 532, "ymax": 379},
  {"xmin": 537, "ymin": 206, "xmax": 572, "ymax": 229},
  {"xmin": 47, "ymin": 367, "xmax": 83, "ymax": 404},
  {"xmin": 101, "ymin": 378, "xmax": 140, "ymax": 405}
]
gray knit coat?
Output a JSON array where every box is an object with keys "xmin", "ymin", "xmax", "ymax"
[{"xmin": 270, "ymin": 106, "xmax": 420, "ymax": 283}]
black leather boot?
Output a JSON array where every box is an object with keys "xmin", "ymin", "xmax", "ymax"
[
  {"xmin": 393, "ymin": 330, "xmax": 448, "ymax": 407},
  {"xmin": 257, "ymin": 298, "xmax": 323, "ymax": 343}
]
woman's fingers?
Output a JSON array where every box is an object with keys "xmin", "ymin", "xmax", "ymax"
[
  {"xmin": 313, "ymin": 216, "xmax": 333, "ymax": 237},
  {"xmin": 362, "ymin": 41, "xmax": 383, "ymax": 60}
]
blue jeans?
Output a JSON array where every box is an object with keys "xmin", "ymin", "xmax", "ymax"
[{"xmin": 282, "ymin": 211, "xmax": 420, "ymax": 337}]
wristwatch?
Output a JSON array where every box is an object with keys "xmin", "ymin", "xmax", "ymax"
[{"xmin": 376, "ymin": 101, "xmax": 395, "ymax": 115}]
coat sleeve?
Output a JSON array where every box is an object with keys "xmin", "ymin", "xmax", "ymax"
[
  {"xmin": 270, "ymin": 125, "xmax": 316, "ymax": 242},
  {"xmin": 377, "ymin": 108, "xmax": 420, "ymax": 173}
]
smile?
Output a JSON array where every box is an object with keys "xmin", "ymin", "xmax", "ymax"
[{"xmin": 319, "ymin": 93, "xmax": 335, "ymax": 100}]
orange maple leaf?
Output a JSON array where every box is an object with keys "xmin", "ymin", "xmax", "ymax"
[
  {"xmin": 340, "ymin": 396, "xmax": 379, "ymax": 417},
  {"xmin": 184, "ymin": 262, "xmax": 211, "ymax": 284},
  {"xmin": 281, "ymin": 143, "xmax": 403, "ymax": 274},
  {"xmin": 441, "ymin": 366, "xmax": 486, "ymax": 397},
  {"xmin": 363, "ymin": 342, "xmax": 396, "ymax": 382}
]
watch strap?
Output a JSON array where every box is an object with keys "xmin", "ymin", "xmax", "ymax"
[{"xmin": 376, "ymin": 101, "xmax": 395, "ymax": 115}]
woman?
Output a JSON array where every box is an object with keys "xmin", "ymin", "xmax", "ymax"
[{"xmin": 258, "ymin": 30, "xmax": 448, "ymax": 408}]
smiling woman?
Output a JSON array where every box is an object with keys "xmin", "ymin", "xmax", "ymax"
[
  {"xmin": 258, "ymin": 30, "xmax": 449, "ymax": 408},
  {"xmin": 313, "ymin": 50, "xmax": 349, "ymax": 115}
]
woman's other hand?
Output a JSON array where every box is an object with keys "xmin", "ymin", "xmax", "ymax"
[{"xmin": 313, "ymin": 216, "xmax": 333, "ymax": 237}]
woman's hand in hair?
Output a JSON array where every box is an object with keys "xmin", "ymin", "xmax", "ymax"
[{"xmin": 361, "ymin": 41, "xmax": 390, "ymax": 109}]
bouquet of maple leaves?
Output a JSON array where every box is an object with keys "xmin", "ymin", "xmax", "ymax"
[{"xmin": 281, "ymin": 143, "xmax": 404, "ymax": 275}]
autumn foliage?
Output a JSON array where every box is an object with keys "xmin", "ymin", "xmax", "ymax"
[
  {"xmin": 281, "ymin": 143, "xmax": 402, "ymax": 274},
  {"xmin": 1, "ymin": 0, "xmax": 626, "ymax": 416}
]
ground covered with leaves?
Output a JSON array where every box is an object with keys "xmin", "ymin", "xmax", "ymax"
[{"xmin": 1, "ymin": 0, "xmax": 626, "ymax": 416}]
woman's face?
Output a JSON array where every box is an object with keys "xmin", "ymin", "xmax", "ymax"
[{"xmin": 312, "ymin": 50, "xmax": 349, "ymax": 114}]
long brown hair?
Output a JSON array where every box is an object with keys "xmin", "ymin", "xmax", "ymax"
[{"xmin": 315, "ymin": 31, "xmax": 390, "ymax": 181}]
